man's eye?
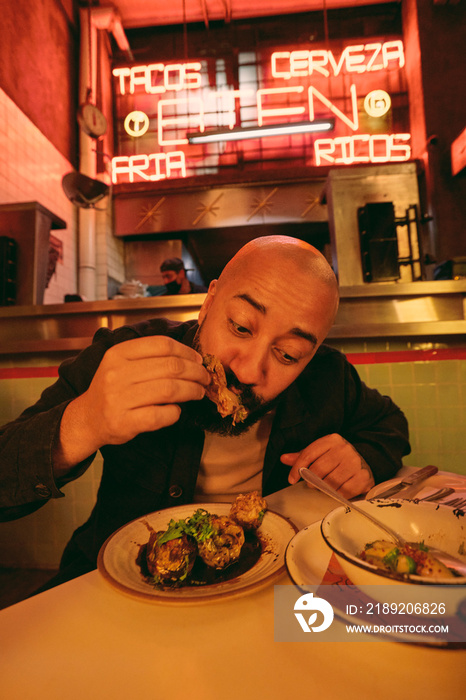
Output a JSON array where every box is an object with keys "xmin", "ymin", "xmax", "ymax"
[
  {"xmin": 229, "ymin": 319, "xmax": 251, "ymax": 336},
  {"xmin": 275, "ymin": 348, "xmax": 299, "ymax": 365}
]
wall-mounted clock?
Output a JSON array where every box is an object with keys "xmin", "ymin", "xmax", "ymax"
[{"xmin": 77, "ymin": 102, "xmax": 107, "ymax": 138}]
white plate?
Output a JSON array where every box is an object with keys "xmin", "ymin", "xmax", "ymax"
[
  {"xmin": 97, "ymin": 503, "xmax": 297, "ymax": 605},
  {"xmin": 366, "ymin": 470, "xmax": 466, "ymax": 501},
  {"xmin": 285, "ymin": 521, "xmax": 335, "ymax": 586}
]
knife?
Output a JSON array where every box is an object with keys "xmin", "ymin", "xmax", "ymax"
[{"xmin": 375, "ymin": 465, "xmax": 439, "ymax": 499}]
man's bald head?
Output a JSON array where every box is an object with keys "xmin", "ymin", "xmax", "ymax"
[
  {"xmin": 216, "ymin": 235, "xmax": 339, "ymax": 336},
  {"xmin": 196, "ymin": 235, "xmax": 340, "ymax": 419},
  {"xmin": 219, "ymin": 235, "xmax": 335, "ymax": 284}
]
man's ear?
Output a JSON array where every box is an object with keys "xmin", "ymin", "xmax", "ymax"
[{"xmin": 198, "ymin": 279, "xmax": 217, "ymax": 323}]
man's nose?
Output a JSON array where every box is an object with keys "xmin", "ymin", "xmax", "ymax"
[{"xmin": 230, "ymin": 346, "xmax": 267, "ymax": 387}]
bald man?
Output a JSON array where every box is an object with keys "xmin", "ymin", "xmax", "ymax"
[{"xmin": 0, "ymin": 236, "xmax": 409, "ymax": 584}]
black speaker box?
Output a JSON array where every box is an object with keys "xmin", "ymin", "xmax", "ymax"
[
  {"xmin": 0, "ymin": 236, "xmax": 17, "ymax": 305},
  {"xmin": 358, "ymin": 202, "xmax": 399, "ymax": 282}
]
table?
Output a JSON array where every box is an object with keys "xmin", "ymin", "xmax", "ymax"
[{"xmin": 1, "ymin": 480, "xmax": 465, "ymax": 700}]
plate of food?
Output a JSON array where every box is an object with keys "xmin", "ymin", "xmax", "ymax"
[
  {"xmin": 285, "ymin": 521, "xmax": 336, "ymax": 586},
  {"xmin": 97, "ymin": 492, "xmax": 298, "ymax": 604}
]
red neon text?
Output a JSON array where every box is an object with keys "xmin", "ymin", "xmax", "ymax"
[
  {"xmin": 111, "ymin": 151, "xmax": 186, "ymax": 183},
  {"xmin": 309, "ymin": 84, "xmax": 358, "ymax": 130},
  {"xmin": 113, "ymin": 62, "xmax": 202, "ymax": 95},
  {"xmin": 157, "ymin": 98, "xmax": 205, "ymax": 145},
  {"xmin": 257, "ymin": 86, "xmax": 305, "ymax": 125},
  {"xmin": 271, "ymin": 41, "xmax": 404, "ymax": 79},
  {"xmin": 155, "ymin": 85, "xmax": 359, "ymax": 145},
  {"xmin": 314, "ymin": 133, "xmax": 411, "ymax": 165}
]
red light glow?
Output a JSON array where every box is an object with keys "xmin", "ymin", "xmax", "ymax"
[{"xmin": 112, "ymin": 38, "xmax": 409, "ymax": 184}]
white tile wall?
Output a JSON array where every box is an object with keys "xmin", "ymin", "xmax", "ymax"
[
  {"xmin": 0, "ymin": 90, "xmax": 120, "ymax": 569},
  {"xmin": 0, "ymin": 88, "xmax": 125, "ymax": 303},
  {"xmin": 0, "ymin": 88, "xmax": 78, "ymax": 304}
]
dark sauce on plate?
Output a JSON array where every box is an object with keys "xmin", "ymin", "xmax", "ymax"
[{"xmin": 137, "ymin": 530, "xmax": 263, "ymax": 589}]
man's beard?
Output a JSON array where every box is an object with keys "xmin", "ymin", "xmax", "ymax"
[
  {"xmin": 183, "ymin": 377, "xmax": 278, "ymax": 436},
  {"xmin": 185, "ymin": 327, "xmax": 278, "ymax": 436}
]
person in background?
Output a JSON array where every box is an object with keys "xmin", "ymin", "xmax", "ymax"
[
  {"xmin": 0, "ymin": 235, "xmax": 410, "ymax": 587},
  {"xmin": 116, "ymin": 257, "xmax": 207, "ymax": 298},
  {"xmin": 159, "ymin": 257, "xmax": 207, "ymax": 295}
]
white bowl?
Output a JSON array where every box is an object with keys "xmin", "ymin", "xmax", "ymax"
[{"xmin": 320, "ymin": 499, "xmax": 466, "ymax": 586}]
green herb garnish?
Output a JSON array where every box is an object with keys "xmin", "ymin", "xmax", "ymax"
[
  {"xmin": 383, "ymin": 547, "xmax": 400, "ymax": 567},
  {"xmin": 156, "ymin": 509, "xmax": 216, "ymax": 546}
]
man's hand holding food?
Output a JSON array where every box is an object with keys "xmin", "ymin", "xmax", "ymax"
[{"xmin": 53, "ymin": 336, "xmax": 210, "ymax": 475}]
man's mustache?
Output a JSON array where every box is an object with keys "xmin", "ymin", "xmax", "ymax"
[
  {"xmin": 193, "ymin": 323, "xmax": 265, "ymax": 412},
  {"xmin": 223, "ymin": 367, "xmax": 263, "ymax": 411},
  {"xmin": 223, "ymin": 366, "xmax": 250, "ymax": 394}
]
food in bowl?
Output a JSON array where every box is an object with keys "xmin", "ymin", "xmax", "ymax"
[
  {"xmin": 359, "ymin": 539, "xmax": 455, "ymax": 578},
  {"xmin": 142, "ymin": 493, "xmax": 267, "ymax": 588},
  {"xmin": 203, "ymin": 353, "xmax": 248, "ymax": 424},
  {"xmin": 320, "ymin": 499, "xmax": 466, "ymax": 586}
]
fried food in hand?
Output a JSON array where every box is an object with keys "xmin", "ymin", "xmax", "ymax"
[
  {"xmin": 229, "ymin": 491, "xmax": 267, "ymax": 530},
  {"xmin": 203, "ymin": 354, "xmax": 248, "ymax": 425}
]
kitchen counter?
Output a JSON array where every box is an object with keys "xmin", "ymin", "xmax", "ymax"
[{"xmin": 1, "ymin": 280, "xmax": 466, "ymax": 355}]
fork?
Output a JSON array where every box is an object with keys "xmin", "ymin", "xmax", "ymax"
[
  {"xmin": 444, "ymin": 497, "xmax": 466, "ymax": 508},
  {"xmin": 416, "ymin": 487, "xmax": 454, "ymax": 502}
]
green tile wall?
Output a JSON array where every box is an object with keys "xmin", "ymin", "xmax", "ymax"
[
  {"xmin": 0, "ymin": 357, "xmax": 103, "ymax": 569},
  {"xmin": 329, "ymin": 338, "xmax": 466, "ymax": 476}
]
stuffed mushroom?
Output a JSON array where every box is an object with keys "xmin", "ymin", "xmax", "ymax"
[
  {"xmin": 197, "ymin": 515, "xmax": 245, "ymax": 569},
  {"xmin": 229, "ymin": 491, "xmax": 267, "ymax": 530},
  {"xmin": 146, "ymin": 530, "xmax": 197, "ymax": 584}
]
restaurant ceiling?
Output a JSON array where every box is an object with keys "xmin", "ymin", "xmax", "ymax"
[{"xmin": 107, "ymin": 0, "xmax": 393, "ymax": 29}]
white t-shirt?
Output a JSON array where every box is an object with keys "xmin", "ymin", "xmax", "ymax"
[{"xmin": 194, "ymin": 411, "xmax": 275, "ymax": 503}]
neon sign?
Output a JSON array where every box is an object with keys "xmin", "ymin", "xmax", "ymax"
[
  {"xmin": 314, "ymin": 133, "xmax": 411, "ymax": 165},
  {"xmin": 124, "ymin": 111, "xmax": 150, "ymax": 137},
  {"xmin": 364, "ymin": 90, "xmax": 391, "ymax": 118},
  {"xmin": 112, "ymin": 151, "xmax": 186, "ymax": 182},
  {"xmin": 112, "ymin": 39, "xmax": 411, "ymax": 184},
  {"xmin": 270, "ymin": 41, "xmax": 405, "ymax": 78},
  {"xmin": 113, "ymin": 62, "xmax": 203, "ymax": 94}
]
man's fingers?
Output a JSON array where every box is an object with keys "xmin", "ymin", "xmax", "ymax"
[
  {"xmin": 282, "ymin": 446, "xmax": 336, "ymax": 484},
  {"xmin": 129, "ymin": 404, "xmax": 183, "ymax": 434},
  {"xmin": 118, "ymin": 376, "xmax": 206, "ymax": 409},
  {"xmin": 80, "ymin": 335, "xmax": 212, "ymax": 449},
  {"xmin": 114, "ymin": 356, "xmax": 210, "ymax": 387},
  {"xmin": 103, "ymin": 404, "xmax": 183, "ymax": 443},
  {"xmin": 282, "ymin": 435, "xmax": 369, "ymax": 490},
  {"xmin": 281, "ymin": 452, "xmax": 307, "ymax": 484},
  {"xmin": 111, "ymin": 335, "xmax": 203, "ymax": 363}
]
